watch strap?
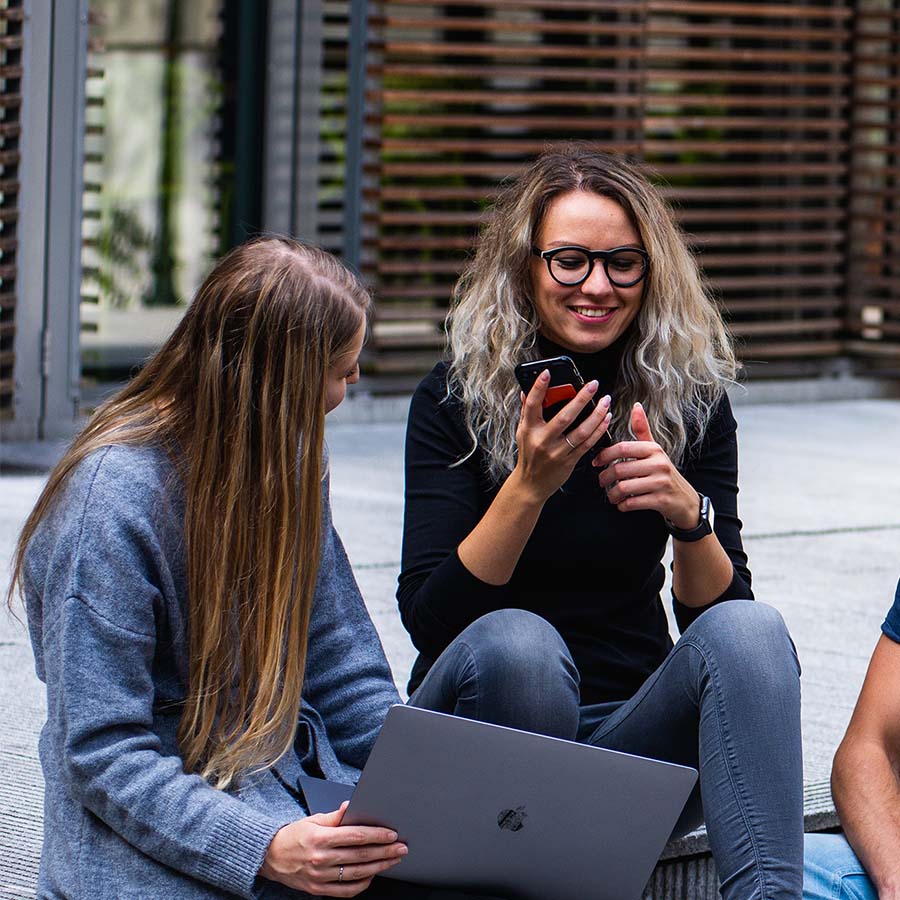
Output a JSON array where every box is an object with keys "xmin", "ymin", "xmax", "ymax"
[{"xmin": 666, "ymin": 494, "xmax": 713, "ymax": 542}]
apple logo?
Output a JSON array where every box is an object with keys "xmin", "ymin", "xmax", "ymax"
[{"xmin": 497, "ymin": 805, "xmax": 527, "ymax": 832}]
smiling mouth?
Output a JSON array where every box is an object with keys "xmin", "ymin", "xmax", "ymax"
[{"xmin": 570, "ymin": 306, "xmax": 614, "ymax": 319}]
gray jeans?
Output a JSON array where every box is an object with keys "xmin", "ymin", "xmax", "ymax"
[{"xmin": 410, "ymin": 601, "xmax": 804, "ymax": 900}]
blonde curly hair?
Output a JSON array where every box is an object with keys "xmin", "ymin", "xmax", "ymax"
[{"xmin": 446, "ymin": 143, "xmax": 738, "ymax": 483}]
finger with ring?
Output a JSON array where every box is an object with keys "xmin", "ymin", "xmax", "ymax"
[
  {"xmin": 338, "ymin": 865, "xmax": 344, "ymax": 883},
  {"xmin": 564, "ymin": 435, "xmax": 577, "ymax": 451}
]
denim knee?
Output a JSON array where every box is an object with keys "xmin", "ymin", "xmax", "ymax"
[
  {"xmin": 460, "ymin": 609, "xmax": 579, "ymax": 687},
  {"xmin": 683, "ymin": 599, "xmax": 801, "ymax": 681}
]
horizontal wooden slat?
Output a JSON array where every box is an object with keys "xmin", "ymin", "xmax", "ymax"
[
  {"xmin": 379, "ymin": 90, "xmax": 850, "ymax": 112},
  {"xmin": 379, "ymin": 14, "xmax": 646, "ymax": 37},
  {"xmin": 737, "ymin": 341, "xmax": 844, "ymax": 359},
  {"xmin": 380, "ymin": 113, "xmax": 643, "ymax": 130},
  {"xmin": 381, "ymin": 138, "xmax": 642, "ymax": 154},
  {"xmin": 648, "ymin": 0, "xmax": 851, "ymax": 19},
  {"xmin": 730, "ymin": 319, "xmax": 844, "ymax": 337},
  {"xmin": 646, "ymin": 116, "xmax": 846, "ymax": 132},
  {"xmin": 375, "ymin": 306, "xmax": 449, "ymax": 322},
  {"xmin": 384, "ymin": 0, "xmax": 644, "ymax": 12},
  {"xmin": 645, "ymin": 139, "xmax": 849, "ymax": 154},
  {"xmin": 716, "ymin": 274, "xmax": 843, "ymax": 291},
  {"xmin": 381, "ymin": 161, "xmax": 847, "ymax": 179},
  {"xmin": 691, "ymin": 231, "xmax": 846, "ymax": 247},
  {"xmin": 662, "ymin": 185, "xmax": 847, "ymax": 201},
  {"xmin": 374, "ymin": 63, "xmax": 647, "ymax": 82},
  {"xmin": 383, "ymin": 40, "xmax": 646, "ymax": 60},
  {"xmin": 371, "ymin": 332, "xmax": 445, "ymax": 349},
  {"xmin": 378, "ymin": 89, "xmax": 646, "ymax": 107},
  {"xmin": 647, "ymin": 46, "xmax": 851, "ymax": 65},
  {"xmin": 725, "ymin": 298, "xmax": 844, "ymax": 314},
  {"xmin": 679, "ymin": 251, "xmax": 842, "ymax": 268},
  {"xmin": 648, "ymin": 70, "xmax": 847, "ymax": 87}
]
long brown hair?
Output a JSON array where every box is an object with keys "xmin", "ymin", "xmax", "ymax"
[{"xmin": 7, "ymin": 236, "xmax": 371, "ymax": 788}]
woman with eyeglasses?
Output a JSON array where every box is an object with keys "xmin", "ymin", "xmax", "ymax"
[{"xmin": 397, "ymin": 144, "xmax": 803, "ymax": 900}]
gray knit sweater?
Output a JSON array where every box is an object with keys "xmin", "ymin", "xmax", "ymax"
[{"xmin": 23, "ymin": 444, "xmax": 400, "ymax": 899}]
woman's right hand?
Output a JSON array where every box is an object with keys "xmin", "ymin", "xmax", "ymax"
[
  {"xmin": 259, "ymin": 802, "xmax": 408, "ymax": 896},
  {"xmin": 513, "ymin": 370, "xmax": 612, "ymax": 502}
]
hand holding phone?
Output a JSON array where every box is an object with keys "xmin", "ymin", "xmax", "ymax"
[{"xmin": 514, "ymin": 356, "xmax": 598, "ymax": 431}]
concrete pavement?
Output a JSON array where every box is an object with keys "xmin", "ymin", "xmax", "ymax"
[{"xmin": 3, "ymin": 395, "xmax": 900, "ymax": 896}]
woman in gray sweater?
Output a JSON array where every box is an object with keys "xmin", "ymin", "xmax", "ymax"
[{"xmin": 6, "ymin": 239, "xmax": 510, "ymax": 900}]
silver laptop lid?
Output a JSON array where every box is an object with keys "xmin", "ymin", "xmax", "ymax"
[{"xmin": 342, "ymin": 705, "xmax": 697, "ymax": 900}]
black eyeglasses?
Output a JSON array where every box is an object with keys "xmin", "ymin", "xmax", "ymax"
[{"xmin": 532, "ymin": 245, "xmax": 650, "ymax": 288}]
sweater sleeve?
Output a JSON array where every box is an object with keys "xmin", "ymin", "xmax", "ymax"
[
  {"xmin": 53, "ymin": 597, "xmax": 289, "ymax": 897},
  {"xmin": 671, "ymin": 392, "xmax": 754, "ymax": 631},
  {"xmin": 301, "ymin": 472, "xmax": 401, "ymax": 771},
  {"xmin": 397, "ymin": 367, "xmax": 512, "ymax": 660},
  {"xmin": 31, "ymin": 450, "xmax": 292, "ymax": 898}
]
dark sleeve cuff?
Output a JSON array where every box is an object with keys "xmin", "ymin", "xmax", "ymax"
[
  {"xmin": 672, "ymin": 567, "xmax": 754, "ymax": 632},
  {"xmin": 399, "ymin": 549, "xmax": 510, "ymax": 660}
]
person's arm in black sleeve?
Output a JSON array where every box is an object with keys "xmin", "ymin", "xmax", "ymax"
[
  {"xmin": 399, "ymin": 363, "xmax": 613, "ymax": 659},
  {"xmin": 672, "ymin": 391, "xmax": 753, "ymax": 631},
  {"xmin": 397, "ymin": 368, "xmax": 512, "ymax": 660}
]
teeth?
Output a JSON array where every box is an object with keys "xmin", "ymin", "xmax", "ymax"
[{"xmin": 572, "ymin": 307, "xmax": 611, "ymax": 318}]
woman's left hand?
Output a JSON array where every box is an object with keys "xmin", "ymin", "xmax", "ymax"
[{"xmin": 593, "ymin": 402, "xmax": 700, "ymax": 529}]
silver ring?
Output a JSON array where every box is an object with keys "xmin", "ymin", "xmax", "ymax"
[
  {"xmin": 564, "ymin": 435, "xmax": 577, "ymax": 451},
  {"xmin": 338, "ymin": 866, "xmax": 344, "ymax": 883}
]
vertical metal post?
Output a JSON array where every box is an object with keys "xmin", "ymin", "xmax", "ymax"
[
  {"xmin": 7, "ymin": 0, "xmax": 52, "ymax": 441},
  {"xmin": 294, "ymin": 0, "xmax": 323, "ymax": 242},
  {"xmin": 41, "ymin": 0, "xmax": 88, "ymax": 437},
  {"xmin": 343, "ymin": 0, "xmax": 368, "ymax": 272},
  {"xmin": 263, "ymin": 0, "xmax": 322, "ymax": 242}
]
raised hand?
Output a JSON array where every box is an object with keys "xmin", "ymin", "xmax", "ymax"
[{"xmin": 593, "ymin": 402, "xmax": 699, "ymax": 529}]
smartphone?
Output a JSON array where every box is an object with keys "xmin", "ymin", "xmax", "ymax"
[{"xmin": 514, "ymin": 355, "xmax": 597, "ymax": 429}]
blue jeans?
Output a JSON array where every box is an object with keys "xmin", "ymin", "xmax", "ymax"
[
  {"xmin": 803, "ymin": 834, "xmax": 877, "ymax": 900},
  {"xmin": 410, "ymin": 602, "xmax": 803, "ymax": 900}
]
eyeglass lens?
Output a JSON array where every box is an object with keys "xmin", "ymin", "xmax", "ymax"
[{"xmin": 549, "ymin": 249, "xmax": 646, "ymax": 287}]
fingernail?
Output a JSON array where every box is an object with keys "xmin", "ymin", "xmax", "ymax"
[
  {"xmin": 600, "ymin": 394, "xmax": 611, "ymax": 408},
  {"xmin": 398, "ymin": 845, "xmax": 409, "ymax": 856},
  {"xmin": 388, "ymin": 831, "xmax": 398, "ymax": 841},
  {"xmin": 604, "ymin": 412, "xmax": 612, "ymax": 424},
  {"xmin": 587, "ymin": 379, "xmax": 599, "ymax": 392},
  {"xmin": 540, "ymin": 370, "xmax": 550, "ymax": 382}
]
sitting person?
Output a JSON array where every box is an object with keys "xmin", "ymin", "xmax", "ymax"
[
  {"xmin": 804, "ymin": 578, "xmax": 900, "ymax": 900},
  {"xmin": 398, "ymin": 143, "xmax": 805, "ymax": 899},
  {"xmin": 7, "ymin": 237, "xmax": 506, "ymax": 899}
]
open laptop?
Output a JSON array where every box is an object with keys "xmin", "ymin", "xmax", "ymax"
[{"xmin": 299, "ymin": 705, "xmax": 697, "ymax": 900}]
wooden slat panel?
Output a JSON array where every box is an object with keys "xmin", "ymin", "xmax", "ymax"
[
  {"xmin": 358, "ymin": 0, "xmax": 891, "ymax": 374},
  {"xmin": 845, "ymin": 0, "xmax": 900, "ymax": 358},
  {"xmin": 0, "ymin": 0, "xmax": 22, "ymax": 417}
]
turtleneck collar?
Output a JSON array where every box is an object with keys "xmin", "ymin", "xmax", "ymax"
[{"xmin": 534, "ymin": 329, "xmax": 631, "ymax": 392}]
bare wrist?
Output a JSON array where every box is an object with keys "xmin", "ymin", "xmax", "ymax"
[
  {"xmin": 506, "ymin": 465, "xmax": 550, "ymax": 509},
  {"xmin": 668, "ymin": 493, "xmax": 701, "ymax": 531}
]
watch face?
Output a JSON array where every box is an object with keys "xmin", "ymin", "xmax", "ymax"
[{"xmin": 701, "ymin": 495, "xmax": 714, "ymax": 533}]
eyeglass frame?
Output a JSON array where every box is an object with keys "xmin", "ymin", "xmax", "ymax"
[{"xmin": 531, "ymin": 245, "xmax": 651, "ymax": 288}]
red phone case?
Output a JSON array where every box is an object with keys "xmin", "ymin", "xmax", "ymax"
[{"xmin": 543, "ymin": 384, "xmax": 577, "ymax": 408}]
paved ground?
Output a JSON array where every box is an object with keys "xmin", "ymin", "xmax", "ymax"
[{"xmin": 3, "ymin": 394, "xmax": 900, "ymax": 895}]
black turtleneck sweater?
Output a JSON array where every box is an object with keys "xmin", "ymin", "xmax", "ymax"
[{"xmin": 397, "ymin": 337, "xmax": 753, "ymax": 704}]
